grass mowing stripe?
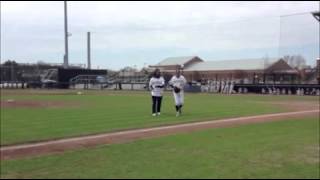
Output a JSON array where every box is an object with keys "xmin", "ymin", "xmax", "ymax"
[
  {"xmin": 1, "ymin": 91, "xmax": 316, "ymax": 145},
  {"xmin": 1, "ymin": 117, "xmax": 318, "ymax": 179}
]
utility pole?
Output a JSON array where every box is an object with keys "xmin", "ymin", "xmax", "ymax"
[
  {"xmin": 87, "ymin": 32, "xmax": 91, "ymax": 69},
  {"xmin": 64, "ymin": 1, "xmax": 69, "ymax": 68}
]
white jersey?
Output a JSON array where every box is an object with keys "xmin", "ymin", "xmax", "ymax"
[
  {"xmin": 169, "ymin": 75, "xmax": 187, "ymax": 91},
  {"xmin": 169, "ymin": 75, "xmax": 186, "ymax": 105},
  {"xmin": 149, "ymin": 76, "xmax": 165, "ymax": 97}
]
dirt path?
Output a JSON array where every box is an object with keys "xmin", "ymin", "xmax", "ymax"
[
  {"xmin": 252, "ymin": 101, "xmax": 319, "ymax": 111},
  {"xmin": 1, "ymin": 100, "xmax": 80, "ymax": 108},
  {"xmin": 1, "ymin": 110, "xmax": 318, "ymax": 160}
]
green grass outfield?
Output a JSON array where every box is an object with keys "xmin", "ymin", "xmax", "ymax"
[
  {"xmin": 1, "ymin": 117, "xmax": 319, "ymax": 179},
  {"xmin": 0, "ymin": 90, "xmax": 318, "ymax": 145}
]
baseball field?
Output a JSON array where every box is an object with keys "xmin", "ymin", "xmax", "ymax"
[{"xmin": 0, "ymin": 89, "xmax": 319, "ymax": 178}]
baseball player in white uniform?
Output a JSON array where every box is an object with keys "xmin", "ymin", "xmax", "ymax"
[
  {"xmin": 169, "ymin": 68, "xmax": 187, "ymax": 116},
  {"xmin": 149, "ymin": 68, "xmax": 165, "ymax": 116}
]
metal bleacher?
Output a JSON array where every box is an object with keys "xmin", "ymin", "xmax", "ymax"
[{"xmin": 68, "ymin": 72, "xmax": 149, "ymax": 90}]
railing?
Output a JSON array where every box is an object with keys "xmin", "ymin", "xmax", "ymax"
[
  {"xmin": 67, "ymin": 73, "xmax": 150, "ymax": 90},
  {"xmin": 69, "ymin": 75, "xmax": 107, "ymax": 84}
]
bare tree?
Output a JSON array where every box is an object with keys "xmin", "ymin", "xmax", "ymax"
[{"xmin": 283, "ymin": 55, "xmax": 307, "ymax": 70}]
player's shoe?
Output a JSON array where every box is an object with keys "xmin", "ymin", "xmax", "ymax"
[
  {"xmin": 176, "ymin": 112, "xmax": 180, "ymax": 117},
  {"xmin": 152, "ymin": 113, "xmax": 157, "ymax": 117},
  {"xmin": 157, "ymin": 112, "xmax": 161, "ymax": 116}
]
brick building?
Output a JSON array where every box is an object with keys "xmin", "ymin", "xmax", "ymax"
[{"xmin": 150, "ymin": 56, "xmax": 300, "ymax": 84}]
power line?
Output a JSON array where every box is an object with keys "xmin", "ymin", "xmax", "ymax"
[
  {"xmin": 72, "ymin": 11, "xmax": 316, "ymax": 35},
  {"xmin": 280, "ymin": 11, "xmax": 314, "ymax": 17}
]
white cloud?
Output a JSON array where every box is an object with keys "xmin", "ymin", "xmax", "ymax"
[{"xmin": 1, "ymin": 1, "xmax": 319, "ymax": 69}]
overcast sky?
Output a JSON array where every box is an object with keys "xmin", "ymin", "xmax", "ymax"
[{"xmin": 1, "ymin": 1, "xmax": 319, "ymax": 70}]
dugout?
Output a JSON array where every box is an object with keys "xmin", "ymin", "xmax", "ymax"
[
  {"xmin": 57, "ymin": 68, "xmax": 107, "ymax": 88},
  {"xmin": 234, "ymin": 84, "xmax": 320, "ymax": 95}
]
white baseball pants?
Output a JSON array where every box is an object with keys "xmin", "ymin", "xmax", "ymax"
[{"xmin": 173, "ymin": 91, "xmax": 184, "ymax": 106}]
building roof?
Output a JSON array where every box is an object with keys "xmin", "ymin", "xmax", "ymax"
[
  {"xmin": 184, "ymin": 58, "xmax": 279, "ymax": 71},
  {"xmin": 155, "ymin": 56, "xmax": 200, "ymax": 66}
]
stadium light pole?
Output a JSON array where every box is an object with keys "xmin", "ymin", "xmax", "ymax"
[
  {"xmin": 64, "ymin": 1, "xmax": 69, "ymax": 68},
  {"xmin": 87, "ymin": 32, "xmax": 91, "ymax": 69}
]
